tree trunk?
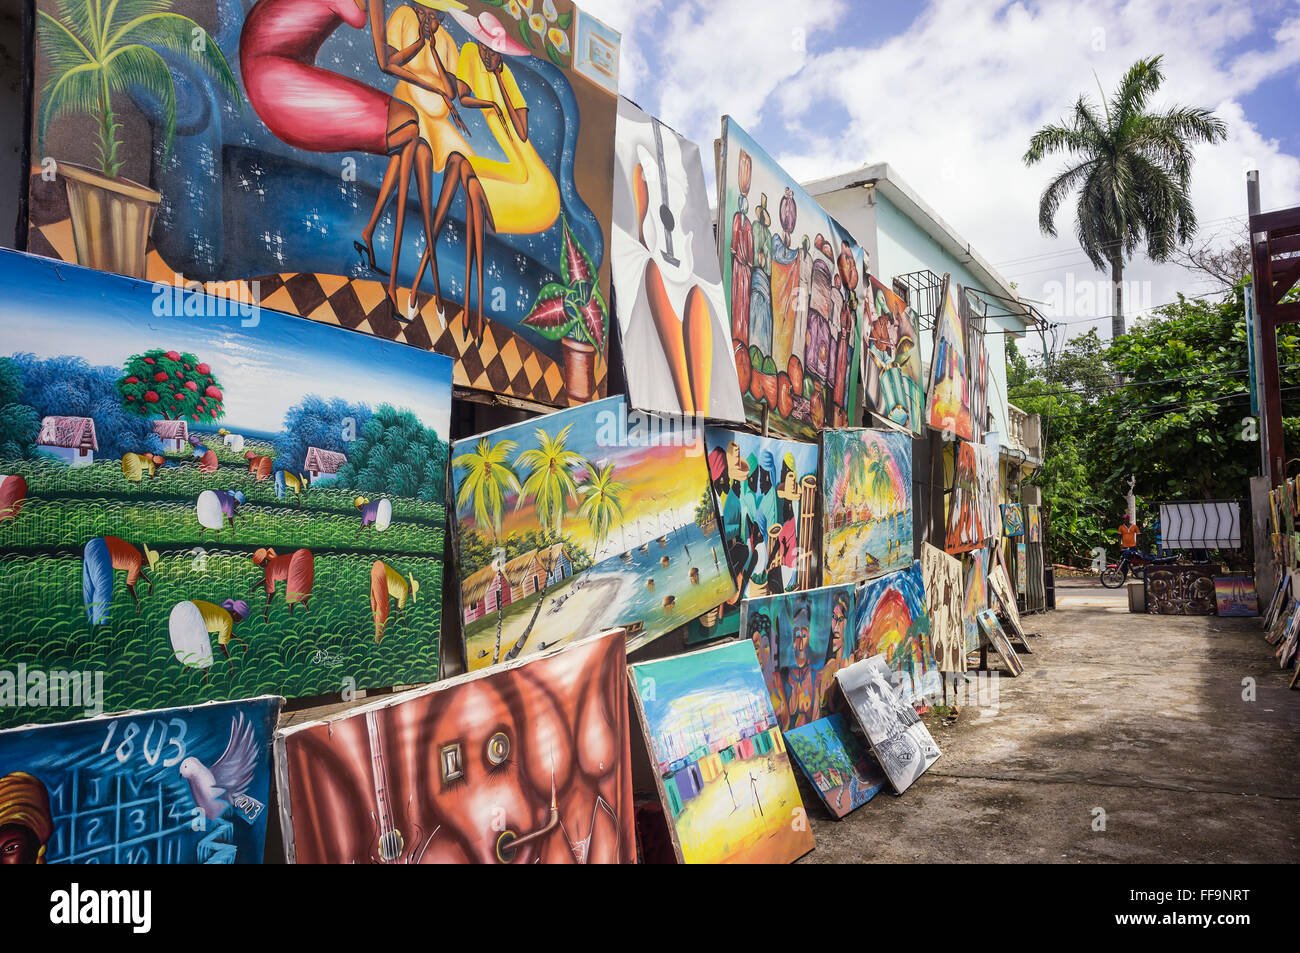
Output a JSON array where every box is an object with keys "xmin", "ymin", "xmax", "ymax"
[{"xmin": 1110, "ymin": 257, "xmax": 1125, "ymax": 339}]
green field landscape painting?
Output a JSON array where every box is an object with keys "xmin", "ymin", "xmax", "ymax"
[{"xmin": 0, "ymin": 251, "xmax": 453, "ymax": 727}]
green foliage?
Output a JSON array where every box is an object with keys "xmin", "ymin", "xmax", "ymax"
[
  {"xmin": 456, "ymin": 528, "xmax": 593, "ymax": 581},
  {"xmin": 333, "ymin": 404, "xmax": 448, "ymax": 503},
  {"xmin": 118, "ymin": 348, "xmax": 225, "ymax": 423},
  {"xmin": 0, "ymin": 357, "xmax": 40, "ymax": 460}
]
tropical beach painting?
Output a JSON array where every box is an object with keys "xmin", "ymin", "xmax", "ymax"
[
  {"xmin": 784, "ymin": 714, "xmax": 886, "ymax": 819},
  {"xmin": 852, "ymin": 562, "xmax": 940, "ymax": 704},
  {"xmin": 924, "ymin": 279, "xmax": 972, "ymax": 440},
  {"xmin": 863, "ymin": 276, "xmax": 924, "ymax": 435},
  {"xmin": 1214, "ymin": 576, "xmax": 1259, "ymax": 617},
  {"xmin": 822, "ymin": 428, "xmax": 913, "ymax": 585},
  {"xmin": 629, "ymin": 640, "xmax": 815, "ymax": 864},
  {"xmin": 450, "ymin": 397, "xmax": 734, "ymax": 669},
  {"xmin": 0, "ymin": 251, "xmax": 451, "ymax": 728}
]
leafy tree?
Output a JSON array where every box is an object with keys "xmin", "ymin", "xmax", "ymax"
[
  {"xmin": 1024, "ymin": 55, "xmax": 1226, "ymax": 337},
  {"xmin": 275, "ymin": 396, "xmax": 372, "ymax": 474},
  {"xmin": 456, "ymin": 528, "xmax": 592, "ymax": 581},
  {"xmin": 334, "ymin": 404, "xmax": 447, "ymax": 503},
  {"xmin": 0, "ymin": 357, "xmax": 40, "ymax": 460},
  {"xmin": 515, "ymin": 423, "xmax": 585, "ymax": 538},
  {"xmin": 576, "ymin": 461, "xmax": 627, "ymax": 554},
  {"xmin": 452, "ymin": 437, "xmax": 521, "ymax": 543},
  {"xmin": 118, "ymin": 348, "xmax": 226, "ymax": 423}
]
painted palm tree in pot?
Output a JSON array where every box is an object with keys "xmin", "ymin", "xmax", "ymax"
[
  {"xmin": 1023, "ymin": 55, "xmax": 1226, "ymax": 339},
  {"xmin": 36, "ymin": 0, "xmax": 241, "ymax": 279}
]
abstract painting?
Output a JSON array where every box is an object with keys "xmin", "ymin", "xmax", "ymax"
[
  {"xmin": 1016, "ymin": 542, "xmax": 1028, "ymax": 593},
  {"xmin": 611, "ymin": 98, "xmax": 744, "ymax": 422},
  {"xmin": 277, "ymin": 631, "xmax": 634, "ymax": 863},
  {"xmin": 0, "ymin": 250, "xmax": 451, "ymax": 728},
  {"xmin": 718, "ymin": 116, "xmax": 865, "ymax": 439},
  {"xmin": 0, "ymin": 696, "xmax": 280, "ymax": 863},
  {"xmin": 945, "ymin": 441, "xmax": 984, "ymax": 554},
  {"xmin": 822, "ymin": 428, "xmax": 913, "ymax": 585},
  {"xmin": 863, "ymin": 276, "xmax": 924, "ymax": 435},
  {"xmin": 836, "ymin": 654, "xmax": 940, "ymax": 795},
  {"xmin": 1213, "ymin": 577, "xmax": 1259, "ymax": 617},
  {"xmin": 450, "ymin": 397, "xmax": 734, "ymax": 669},
  {"xmin": 989, "ymin": 561, "xmax": 1026, "ymax": 641},
  {"xmin": 629, "ymin": 640, "xmax": 814, "ymax": 864},
  {"xmin": 1001, "ymin": 503, "xmax": 1024, "ymax": 537},
  {"xmin": 966, "ymin": 317, "xmax": 988, "ymax": 439},
  {"xmin": 1144, "ymin": 564, "xmax": 1217, "ymax": 615},
  {"xmin": 700, "ymin": 427, "xmax": 819, "ymax": 643},
  {"xmin": 924, "ymin": 280, "xmax": 972, "ymax": 440},
  {"xmin": 963, "ymin": 548, "xmax": 989, "ymax": 653},
  {"xmin": 920, "ymin": 542, "xmax": 966, "ymax": 673},
  {"xmin": 1026, "ymin": 504, "xmax": 1043, "ymax": 543},
  {"xmin": 853, "ymin": 562, "xmax": 940, "ymax": 704},
  {"xmin": 976, "ymin": 609, "xmax": 1023, "ymax": 676},
  {"xmin": 29, "ymin": 0, "xmax": 620, "ymax": 408},
  {"xmin": 784, "ymin": 714, "xmax": 886, "ymax": 819},
  {"xmin": 740, "ymin": 583, "xmax": 858, "ymax": 730}
]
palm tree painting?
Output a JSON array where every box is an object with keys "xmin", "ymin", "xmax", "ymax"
[
  {"xmin": 452, "ymin": 438, "xmax": 520, "ymax": 544},
  {"xmin": 823, "ymin": 429, "xmax": 912, "ymax": 586},
  {"xmin": 515, "ymin": 423, "xmax": 586, "ymax": 539},
  {"xmin": 577, "ymin": 461, "xmax": 628, "ymax": 558}
]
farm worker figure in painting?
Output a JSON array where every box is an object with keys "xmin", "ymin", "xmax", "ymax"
[
  {"xmin": 82, "ymin": 536, "xmax": 160, "ymax": 623},
  {"xmin": 0, "ymin": 772, "xmax": 52, "ymax": 864},
  {"xmin": 748, "ymin": 194, "xmax": 774, "ymax": 358},
  {"xmin": 251, "ymin": 548, "xmax": 316, "ymax": 620},
  {"xmin": 192, "ymin": 599, "xmax": 250, "ymax": 673},
  {"xmin": 370, "ymin": 559, "xmax": 419, "ymax": 643},
  {"xmin": 729, "ymin": 149, "xmax": 754, "ymax": 343},
  {"xmin": 121, "ymin": 452, "xmax": 164, "ymax": 484},
  {"xmin": 0, "ymin": 474, "xmax": 28, "ymax": 522}
]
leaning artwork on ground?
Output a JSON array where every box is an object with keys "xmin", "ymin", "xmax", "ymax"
[
  {"xmin": 740, "ymin": 583, "xmax": 857, "ymax": 730},
  {"xmin": 976, "ymin": 608, "xmax": 1023, "ymax": 676},
  {"xmin": 717, "ymin": 117, "xmax": 865, "ymax": 440},
  {"xmin": 611, "ymin": 98, "xmax": 744, "ymax": 422},
  {"xmin": 924, "ymin": 280, "xmax": 972, "ymax": 440},
  {"xmin": 277, "ymin": 632, "xmax": 634, "ymax": 863},
  {"xmin": 945, "ymin": 441, "xmax": 985, "ymax": 554},
  {"xmin": 821, "ymin": 428, "xmax": 913, "ymax": 585},
  {"xmin": 0, "ymin": 251, "xmax": 451, "ymax": 727},
  {"xmin": 0, "ymin": 697, "xmax": 280, "ymax": 863},
  {"xmin": 1001, "ymin": 503, "xmax": 1025, "ymax": 537},
  {"xmin": 853, "ymin": 563, "xmax": 940, "ymax": 704},
  {"xmin": 1214, "ymin": 577, "xmax": 1259, "ymax": 617},
  {"xmin": 629, "ymin": 640, "xmax": 814, "ymax": 863},
  {"xmin": 920, "ymin": 543, "xmax": 967, "ymax": 673},
  {"xmin": 963, "ymin": 548, "xmax": 989, "ymax": 652},
  {"xmin": 29, "ymin": 0, "xmax": 621, "ymax": 407},
  {"xmin": 989, "ymin": 562, "xmax": 1026, "ymax": 639},
  {"xmin": 1145, "ymin": 564, "xmax": 1217, "ymax": 615},
  {"xmin": 700, "ymin": 427, "xmax": 819, "ymax": 643},
  {"xmin": 783, "ymin": 714, "xmax": 886, "ymax": 819},
  {"xmin": 863, "ymin": 277, "xmax": 924, "ymax": 435},
  {"xmin": 450, "ymin": 397, "xmax": 734, "ymax": 668},
  {"xmin": 836, "ymin": 654, "xmax": 940, "ymax": 795}
]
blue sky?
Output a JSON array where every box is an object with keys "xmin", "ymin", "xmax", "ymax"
[
  {"xmin": 0, "ymin": 251, "xmax": 453, "ymax": 436},
  {"xmin": 584, "ymin": 0, "xmax": 1300, "ymax": 344}
]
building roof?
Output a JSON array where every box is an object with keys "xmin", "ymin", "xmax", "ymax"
[
  {"xmin": 503, "ymin": 549, "xmax": 543, "ymax": 587},
  {"xmin": 461, "ymin": 564, "xmax": 502, "ymax": 607},
  {"xmin": 152, "ymin": 419, "xmax": 188, "ymax": 440},
  {"xmin": 37, "ymin": 415, "xmax": 98, "ymax": 451},
  {"xmin": 304, "ymin": 446, "xmax": 346, "ymax": 474},
  {"xmin": 538, "ymin": 543, "xmax": 569, "ymax": 574}
]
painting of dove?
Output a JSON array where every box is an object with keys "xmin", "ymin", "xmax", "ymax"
[{"xmin": 179, "ymin": 713, "xmax": 263, "ymax": 822}]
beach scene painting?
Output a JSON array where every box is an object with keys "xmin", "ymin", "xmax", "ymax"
[
  {"xmin": 629, "ymin": 640, "xmax": 814, "ymax": 864},
  {"xmin": 450, "ymin": 397, "xmax": 734, "ymax": 669},
  {"xmin": 784, "ymin": 713, "xmax": 886, "ymax": 819},
  {"xmin": 822, "ymin": 428, "xmax": 913, "ymax": 585}
]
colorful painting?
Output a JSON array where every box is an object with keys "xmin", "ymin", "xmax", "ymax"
[
  {"xmin": 700, "ymin": 427, "xmax": 819, "ymax": 643},
  {"xmin": 963, "ymin": 548, "xmax": 989, "ymax": 653},
  {"xmin": 924, "ymin": 280, "xmax": 972, "ymax": 439},
  {"xmin": 822, "ymin": 428, "xmax": 913, "ymax": 585},
  {"xmin": 836, "ymin": 654, "xmax": 940, "ymax": 795},
  {"xmin": 1001, "ymin": 503, "xmax": 1024, "ymax": 537},
  {"xmin": 945, "ymin": 441, "xmax": 983, "ymax": 554},
  {"xmin": 29, "ymin": 0, "xmax": 620, "ymax": 408},
  {"xmin": 1026, "ymin": 504, "xmax": 1043, "ymax": 543},
  {"xmin": 277, "ymin": 631, "xmax": 634, "ymax": 863},
  {"xmin": 629, "ymin": 640, "xmax": 814, "ymax": 864},
  {"xmin": 1016, "ymin": 542, "xmax": 1028, "ymax": 593},
  {"xmin": 1144, "ymin": 564, "xmax": 1217, "ymax": 615},
  {"xmin": 989, "ymin": 561, "xmax": 1025, "ymax": 640},
  {"xmin": 863, "ymin": 276, "xmax": 924, "ymax": 435},
  {"xmin": 853, "ymin": 562, "xmax": 939, "ymax": 704},
  {"xmin": 718, "ymin": 117, "xmax": 865, "ymax": 439},
  {"xmin": 920, "ymin": 542, "xmax": 966, "ymax": 673},
  {"xmin": 0, "ymin": 251, "xmax": 451, "ymax": 728},
  {"xmin": 0, "ymin": 696, "xmax": 280, "ymax": 863},
  {"xmin": 450, "ymin": 397, "xmax": 734, "ymax": 669},
  {"xmin": 783, "ymin": 714, "xmax": 885, "ymax": 819},
  {"xmin": 740, "ymin": 583, "xmax": 858, "ymax": 730},
  {"xmin": 611, "ymin": 98, "xmax": 743, "ymax": 422},
  {"xmin": 976, "ymin": 608, "xmax": 1023, "ymax": 676},
  {"xmin": 1213, "ymin": 577, "xmax": 1259, "ymax": 617},
  {"xmin": 966, "ymin": 314, "xmax": 988, "ymax": 439}
]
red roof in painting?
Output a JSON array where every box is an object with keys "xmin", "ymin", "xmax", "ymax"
[
  {"xmin": 37, "ymin": 415, "xmax": 98, "ymax": 451},
  {"xmin": 304, "ymin": 446, "xmax": 346, "ymax": 474}
]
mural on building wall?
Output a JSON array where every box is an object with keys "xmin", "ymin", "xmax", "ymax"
[
  {"xmin": 924, "ymin": 279, "xmax": 972, "ymax": 440},
  {"xmin": 611, "ymin": 97, "xmax": 743, "ymax": 422},
  {"xmin": 0, "ymin": 251, "xmax": 450, "ymax": 728},
  {"xmin": 0, "ymin": 696, "xmax": 280, "ymax": 863},
  {"xmin": 700, "ymin": 427, "xmax": 818, "ymax": 644},
  {"xmin": 784, "ymin": 713, "xmax": 886, "ymax": 818},
  {"xmin": 739, "ymin": 583, "xmax": 858, "ymax": 731},
  {"xmin": 1214, "ymin": 576, "xmax": 1259, "ymax": 617},
  {"xmin": 976, "ymin": 608, "xmax": 1023, "ymax": 676},
  {"xmin": 29, "ymin": 0, "xmax": 620, "ymax": 408},
  {"xmin": 863, "ymin": 276, "xmax": 924, "ymax": 435},
  {"xmin": 920, "ymin": 542, "xmax": 966, "ymax": 673},
  {"xmin": 629, "ymin": 639, "xmax": 814, "ymax": 863},
  {"xmin": 852, "ymin": 562, "xmax": 939, "ymax": 704},
  {"xmin": 717, "ymin": 117, "xmax": 865, "ymax": 440},
  {"xmin": 449, "ymin": 397, "xmax": 733, "ymax": 669},
  {"xmin": 821, "ymin": 428, "xmax": 912, "ymax": 585},
  {"xmin": 963, "ymin": 547, "xmax": 989, "ymax": 652},
  {"xmin": 836, "ymin": 654, "xmax": 940, "ymax": 795},
  {"xmin": 277, "ymin": 631, "xmax": 635, "ymax": 863}
]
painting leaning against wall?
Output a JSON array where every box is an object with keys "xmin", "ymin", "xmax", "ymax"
[
  {"xmin": 784, "ymin": 713, "xmax": 886, "ymax": 819},
  {"xmin": 0, "ymin": 250, "xmax": 451, "ymax": 728},
  {"xmin": 821, "ymin": 427, "xmax": 912, "ymax": 585},
  {"xmin": 852, "ymin": 562, "xmax": 940, "ymax": 704},
  {"xmin": 924, "ymin": 279, "xmax": 972, "ymax": 440},
  {"xmin": 28, "ymin": 0, "xmax": 621, "ymax": 408},
  {"xmin": 920, "ymin": 542, "xmax": 966, "ymax": 673}
]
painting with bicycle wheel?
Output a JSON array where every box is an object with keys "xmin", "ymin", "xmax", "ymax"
[
  {"xmin": 27, "ymin": 0, "xmax": 620, "ymax": 407},
  {"xmin": 0, "ymin": 250, "xmax": 451, "ymax": 728}
]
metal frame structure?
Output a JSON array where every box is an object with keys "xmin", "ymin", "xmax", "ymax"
[{"xmin": 1249, "ymin": 192, "xmax": 1300, "ymax": 486}]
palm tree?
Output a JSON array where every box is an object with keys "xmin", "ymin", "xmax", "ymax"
[
  {"xmin": 37, "ymin": 0, "xmax": 241, "ymax": 180},
  {"xmin": 515, "ymin": 423, "xmax": 585, "ymax": 539},
  {"xmin": 1023, "ymin": 56, "xmax": 1226, "ymax": 338},
  {"xmin": 452, "ymin": 438, "xmax": 520, "ymax": 545},
  {"xmin": 577, "ymin": 461, "xmax": 628, "ymax": 556}
]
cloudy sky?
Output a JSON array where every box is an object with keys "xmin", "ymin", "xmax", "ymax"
[{"xmin": 581, "ymin": 0, "xmax": 1300, "ymax": 354}]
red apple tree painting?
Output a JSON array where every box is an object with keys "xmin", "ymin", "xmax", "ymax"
[{"xmin": 117, "ymin": 349, "xmax": 226, "ymax": 423}]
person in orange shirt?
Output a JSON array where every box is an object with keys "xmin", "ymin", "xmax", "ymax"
[{"xmin": 1118, "ymin": 517, "xmax": 1141, "ymax": 553}]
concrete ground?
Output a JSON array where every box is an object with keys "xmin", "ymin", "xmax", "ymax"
[{"xmin": 801, "ymin": 579, "xmax": 1300, "ymax": 863}]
